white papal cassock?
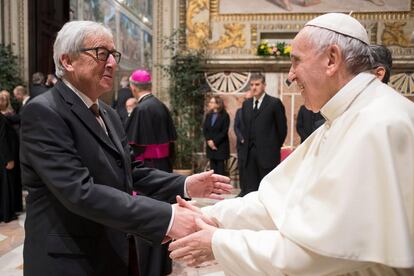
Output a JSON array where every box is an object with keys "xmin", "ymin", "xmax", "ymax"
[{"xmin": 203, "ymin": 73, "xmax": 414, "ymax": 276}]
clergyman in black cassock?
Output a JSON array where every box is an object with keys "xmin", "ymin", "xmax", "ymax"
[{"xmin": 125, "ymin": 69, "xmax": 177, "ymax": 276}]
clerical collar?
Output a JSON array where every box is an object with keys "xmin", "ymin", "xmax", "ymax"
[
  {"xmin": 320, "ymin": 73, "xmax": 376, "ymax": 123},
  {"xmin": 137, "ymin": 92, "xmax": 152, "ymax": 103},
  {"xmin": 62, "ymin": 78, "xmax": 99, "ymax": 109}
]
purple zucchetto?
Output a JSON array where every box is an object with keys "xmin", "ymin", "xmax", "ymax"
[{"xmin": 129, "ymin": 69, "xmax": 152, "ymax": 84}]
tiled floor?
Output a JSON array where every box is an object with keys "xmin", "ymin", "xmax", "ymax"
[{"xmin": 0, "ymin": 191, "xmax": 238, "ymax": 276}]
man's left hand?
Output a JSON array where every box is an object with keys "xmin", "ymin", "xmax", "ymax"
[
  {"xmin": 186, "ymin": 170, "xmax": 232, "ymax": 199},
  {"xmin": 169, "ymin": 218, "xmax": 216, "ymax": 267}
]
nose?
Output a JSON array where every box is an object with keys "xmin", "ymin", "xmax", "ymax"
[
  {"xmin": 288, "ymin": 67, "xmax": 296, "ymax": 82},
  {"xmin": 106, "ymin": 54, "xmax": 117, "ymax": 67}
]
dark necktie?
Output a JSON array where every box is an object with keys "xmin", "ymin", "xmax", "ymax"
[
  {"xmin": 90, "ymin": 103, "xmax": 100, "ymax": 117},
  {"xmin": 90, "ymin": 104, "xmax": 108, "ymax": 134},
  {"xmin": 254, "ymin": 99, "xmax": 259, "ymax": 112}
]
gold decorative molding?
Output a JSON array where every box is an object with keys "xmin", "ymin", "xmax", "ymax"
[
  {"xmin": 187, "ymin": 0, "xmax": 209, "ymax": 49},
  {"xmin": 209, "ymin": 0, "xmax": 413, "ymax": 22},
  {"xmin": 382, "ymin": 21, "xmax": 411, "ymax": 46},
  {"xmin": 210, "ymin": 23, "xmax": 246, "ymax": 49},
  {"xmin": 250, "ymin": 24, "xmax": 258, "ymax": 54}
]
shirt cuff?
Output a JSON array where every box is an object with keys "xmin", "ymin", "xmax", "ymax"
[
  {"xmin": 166, "ymin": 205, "xmax": 175, "ymax": 236},
  {"xmin": 184, "ymin": 177, "xmax": 190, "ymax": 198}
]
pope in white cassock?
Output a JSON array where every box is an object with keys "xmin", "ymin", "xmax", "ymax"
[{"xmin": 169, "ymin": 13, "xmax": 414, "ymax": 276}]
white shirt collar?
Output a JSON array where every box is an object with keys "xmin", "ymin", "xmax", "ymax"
[
  {"xmin": 22, "ymin": 96, "xmax": 30, "ymax": 106},
  {"xmin": 253, "ymin": 92, "xmax": 266, "ymax": 108},
  {"xmin": 62, "ymin": 78, "xmax": 98, "ymax": 109}
]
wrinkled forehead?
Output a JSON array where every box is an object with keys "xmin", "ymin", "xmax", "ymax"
[
  {"xmin": 291, "ymin": 30, "xmax": 317, "ymax": 56},
  {"xmin": 83, "ymin": 33, "xmax": 115, "ymax": 48}
]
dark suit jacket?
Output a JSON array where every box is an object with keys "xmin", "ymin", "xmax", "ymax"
[
  {"xmin": 203, "ymin": 111, "xmax": 230, "ymax": 160},
  {"xmin": 113, "ymin": 87, "xmax": 133, "ymax": 124},
  {"xmin": 30, "ymin": 84, "xmax": 49, "ymax": 99},
  {"xmin": 296, "ymin": 105, "xmax": 325, "ymax": 143},
  {"xmin": 234, "ymin": 108, "xmax": 244, "ymax": 155},
  {"xmin": 240, "ymin": 94, "xmax": 287, "ymax": 169},
  {"xmin": 20, "ymin": 80, "xmax": 186, "ymax": 276}
]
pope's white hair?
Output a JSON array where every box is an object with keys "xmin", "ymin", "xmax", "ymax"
[
  {"xmin": 301, "ymin": 26, "xmax": 373, "ymax": 76},
  {"xmin": 53, "ymin": 21, "xmax": 113, "ymax": 78}
]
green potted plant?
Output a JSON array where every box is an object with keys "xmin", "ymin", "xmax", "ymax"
[
  {"xmin": 160, "ymin": 30, "xmax": 206, "ymax": 173},
  {"xmin": 0, "ymin": 44, "xmax": 24, "ymax": 110}
]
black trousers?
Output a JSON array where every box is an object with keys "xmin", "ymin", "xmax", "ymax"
[
  {"xmin": 209, "ymin": 159, "xmax": 226, "ymax": 176},
  {"xmin": 240, "ymin": 145, "xmax": 272, "ymax": 196}
]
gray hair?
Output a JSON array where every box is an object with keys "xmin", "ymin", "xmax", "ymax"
[
  {"xmin": 301, "ymin": 26, "xmax": 372, "ymax": 76},
  {"xmin": 32, "ymin": 72, "xmax": 45, "ymax": 84},
  {"xmin": 250, "ymin": 73, "xmax": 266, "ymax": 84},
  {"xmin": 53, "ymin": 21, "xmax": 113, "ymax": 78}
]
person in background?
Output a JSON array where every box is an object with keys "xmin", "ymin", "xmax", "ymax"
[
  {"xmin": 0, "ymin": 90, "xmax": 15, "ymax": 115},
  {"xmin": 125, "ymin": 69, "xmax": 178, "ymax": 276},
  {"xmin": 369, "ymin": 44, "xmax": 392, "ymax": 84},
  {"xmin": 13, "ymin": 85, "xmax": 30, "ymax": 113},
  {"xmin": 169, "ymin": 13, "xmax": 414, "ymax": 275},
  {"xmin": 203, "ymin": 95, "xmax": 230, "ymax": 176},
  {"xmin": 113, "ymin": 75, "xmax": 133, "ymax": 124},
  {"xmin": 125, "ymin": 97, "xmax": 138, "ymax": 118},
  {"xmin": 296, "ymin": 105, "xmax": 325, "ymax": 143},
  {"xmin": 45, "ymin": 73, "xmax": 58, "ymax": 88},
  {"xmin": 238, "ymin": 73, "xmax": 287, "ymax": 196},
  {"xmin": 0, "ymin": 91, "xmax": 22, "ymax": 214},
  {"xmin": 20, "ymin": 20, "xmax": 231, "ymax": 276},
  {"xmin": 30, "ymin": 72, "xmax": 48, "ymax": 99},
  {"xmin": 234, "ymin": 89, "xmax": 252, "ymax": 195}
]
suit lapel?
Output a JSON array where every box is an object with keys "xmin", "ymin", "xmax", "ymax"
[{"xmin": 55, "ymin": 81, "xmax": 120, "ymax": 154}]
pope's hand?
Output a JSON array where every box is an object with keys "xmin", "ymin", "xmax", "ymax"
[
  {"xmin": 186, "ymin": 170, "xmax": 232, "ymax": 200},
  {"xmin": 169, "ymin": 218, "xmax": 217, "ymax": 267},
  {"xmin": 166, "ymin": 196, "xmax": 218, "ymax": 242}
]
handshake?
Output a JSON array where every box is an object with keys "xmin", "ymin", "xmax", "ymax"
[{"xmin": 167, "ymin": 196, "xmax": 222, "ymax": 267}]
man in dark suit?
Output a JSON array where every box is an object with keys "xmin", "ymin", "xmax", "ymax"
[
  {"xmin": 20, "ymin": 21, "xmax": 231, "ymax": 276},
  {"xmin": 239, "ymin": 73, "xmax": 287, "ymax": 196},
  {"xmin": 113, "ymin": 75, "xmax": 133, "ymax": 125},
  {"xmin": 30, "ymin": 72, "xmax": 48, "ymax": 99}
]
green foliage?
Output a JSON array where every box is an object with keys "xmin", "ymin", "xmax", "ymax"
[
  {"xmin": 160, "ymin": 30, "xmax": 206, "ymax": 170},
  {"xmin": 0, "ymin": 44, "xmax": 23, "ymax": 92}
]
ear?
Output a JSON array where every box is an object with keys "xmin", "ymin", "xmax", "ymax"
[
  {"xmin": 373, "ymin": 67, "xmax": 386, "ymax": 82},
  {"xmin": 60, "ymin": 54, "xmax": 75, "ymax": 73},
  {"xmin": 325, "ymin": 44, "xmax": 342, "ymax": 77}
]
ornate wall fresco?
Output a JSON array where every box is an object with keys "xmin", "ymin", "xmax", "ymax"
[
  {"xmin": 71, "ymin": 0, "xmax": 153, "ymax": 75},
  {"xmin": 220, "ymin": 0, "xmax": 411, "ymax": 13},
  {"xmin": 181, "ymin": 0, "xmax": 414, "ymax": 150}
]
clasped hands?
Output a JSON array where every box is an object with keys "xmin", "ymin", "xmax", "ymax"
[
  {"xmin": 167, "ymin": 196, "xmax": 219, "ymax": 267},
  {"xmin": 165, "ymin": 170, "xmax": 231, "ymax": 266}
]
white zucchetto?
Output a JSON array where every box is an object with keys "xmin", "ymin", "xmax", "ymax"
[{"xmin": 305, "ymin": 13, "xmax": 369, "ymax": 44}]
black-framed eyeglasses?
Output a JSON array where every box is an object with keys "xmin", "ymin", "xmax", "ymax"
[{"xmin": 79, "ymin": 47, "xmax": 122, "ymax": 64}]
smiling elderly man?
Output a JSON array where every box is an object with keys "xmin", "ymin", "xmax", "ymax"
[
  {"xmin": 169, "ymin": 13, "xmax": 414, "ymax": 276},
  {"xmin": 20, "ymin": 21, "xmax": 231, "ymax": 276}
]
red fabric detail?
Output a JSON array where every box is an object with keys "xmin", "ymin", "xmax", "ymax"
[
  {"xmin": 134, "ymin": 143, "xmax": 170, "ymax": 161},
  {"xmin": 281, "ymin": 147, "xmax": 294, "ymax": 161}
]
